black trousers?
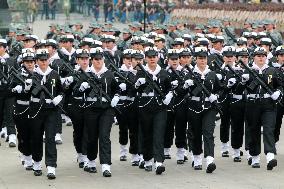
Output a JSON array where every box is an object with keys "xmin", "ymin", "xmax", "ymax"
[
  {"xmin": 188, "ymin": 108, "xmax": 217, "ymax": 157},
  {"xmin": 175, "ymin": 102, "xmax": 189, "ymax": 149},
  {"xmin": 30, "ymin": 108, "xmax": 57, "ymax": 167},
  {"xmin": 139, "ymin": 107, "xmax": 167, "ymax": 162},
  {"xmin": 0, "ymin": 97, "xmax": 5, "ymax": 130},
  {"xmin": 220, "ymin": 99, "xmax": 231, "ymax": 144},
  {"xmin": 85, "ymin": 107, "xmax": 114, "ymax": 165},
  {"xmin": 164, "ymin": 110, "xmax": 175, "ymax": 149},
  {"xmin": 14, "ymin": 105, "xmax": 32, "ymax": 156},
  {"xmin": 2, "ymin": 97, "xmax": 16, "ymax": 135},
  {"xmin": 275, "ymin": 104, "xmax": 284, "ymax": 143},
  {"xmin": 67, "ymin": 104, "xmax": 87, "ymax": 155},
  {"xmin": 55, "ymin": 109, "xmax": 62, "ymax": 134},
  {"xmin": 246, "ymin": 100, "xmax": 276, "ymax": 156},
  {"xmin": 116, "ymin": 103, "xmax": 139, "ymax": 155},
  {"xmin": 230, "ymin": 100, "xmax": 245, "ymax": 149}
]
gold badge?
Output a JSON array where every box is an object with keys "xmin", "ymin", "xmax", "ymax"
[{"xmin": 268, "ymin": 75, "xmax": 272, "ymax": 84}]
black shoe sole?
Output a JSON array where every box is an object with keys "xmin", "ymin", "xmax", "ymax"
[
  {"xmin": 145, "ymin": 166, "xmax": 152, "ymax": 172},
  {"xmin": 139, "ymin": 162, "xmax": 145, "ymax": 169},
  {"xmin": 248, "ymin": 158, "xmax": 252, "ymax": 165},
  {"xmin": 177, "ymin": 160, "xmax": 184, "ymax": 164},
  {"xmin": 25, "ymin": 166, "xmax": 33, "ymax": 171},
  {"xmin": 34, "ymin": 170, "xmax": 43, "ymax": 176},
  {"xmin": 9, "ymin": 143, "xmax": 16, "ymax": 148},
  {"xmin": 164, "ymin": 155, "xmax": 171, "ymax": 159},
  {"xmin": 132, "ymin": 161, "xmax": 139, "ymax": 166},
  {"xmin": 233, "ymin": 157, "xmax": 241, "ymax": 162},
  {"xmin": 252, "ymin": 163, "xmax": 260, "ymax": 168},
  {"xmin": 194, "ymin": 165, "xmax": 202, "ymax": 170},
  {"xmin": 103, "ymin": 171, "xmax": 112, "ymax": 177},
  {"xmin": 206, "ymin": 163, "xmax": 216, "ymax": 173},
  {"xmin": 88, "ymin": 167, "xmax": 97, "ymax": 173},
  {"xmin": 79, "ymin": 162, "xmax": 84, "ymax": 168},
  {"xmin": 267, "ymin": 159, "xmax": 277, "ymax": 170},
  {"xmin": 47, "ymin": 173, "xmax": 56, "ymax": 180},
  {"xmin": 156, "ymin": 166, "xmax": 165, "ymax": 175}
]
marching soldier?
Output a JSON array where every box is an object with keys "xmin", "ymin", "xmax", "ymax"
[
  {"xmin": 116, "ymin": 49, "xmax": 140, "ymax": 165},
  {"xmin": 135, "ymin": 47, "xmax": 172, "ymax": 175},
  {"xmin": 74, "ymin": 47, "xmax": 120, "ymax": 177},
  {"xmin": 10, "ymin": 50, "xmax": 36, "ymax": 170},
  {"xmin": 27, "ymin": 49, "xmax": 64, "ymax": 179},
  {"xmin": 242, "ymin": 47, "xmax": 281, "ymax": 170},
  {"xmin": 271, "ymin": 46, "xmax": 284, "ymax": 153},
  {"xmin": 180, "ymin": 47, "xmax": 221, "ymax": 173}
]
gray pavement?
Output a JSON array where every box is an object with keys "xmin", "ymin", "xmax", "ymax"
[{"xmin": 0, "ymin": 15, "xmax": 284, "ymax": 189}]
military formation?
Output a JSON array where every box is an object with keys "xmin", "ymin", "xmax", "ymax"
[{"xmin": 0, "ymin": 17, "xmax": 283, "ymax": 180}]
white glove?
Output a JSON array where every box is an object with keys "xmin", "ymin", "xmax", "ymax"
[
  {"xmin": 24, "ymin": 79, "xmax": 32, "ymax": 91},
  {"xmin": 65, "ymin": 76, "xmax": 74, "ymax": 85},
  {"xmin": 12, "ymin": 85, "xmax": 23, "ymax": 93},
  {"xmin": 227, "ymin": 78, "xmax": 237, "ymax": 88},
  {"xmin": 209, "ymin": 94, "xmax": 218, "ymax": 103},
  {"xmin": 216, "ymin": 74, "xmax": 223, "ymax": 80},
  {"xmin": 79, "ymin": 82, "xmax": 90, "ymax": 92},
  {"xmin": 111, "ymin": 95, "xmax": 120, "ymax": 107},
  {"xmin": 153, "ymin": 75, "xmax": 158, "ymax": 81},
  {"xmin": 119, "ymin": 83, "xmax": 127, "ymax": 91},
  {"xmin": 135, "ymin": 78, "xmax": 146, "ymax": 88},
  {"xmin": 163, "ymin": 91, "xmax": 173, "ymax": 105},
  {"xmin": 183, "ymin": 79, "xmax": 194, "ymax": 89},
  {"xmin": 171, "ymin": 80, "xmax": 179, "ymax": 88},
  {"xmin": 52, "ymin": 95, "xmax": 63, "ymax": 106},
  {"xmin": 271, "ymin": 90, "xmax": 281, "ymax": 101},
  {"xmin": 241, "ymin": 74, "xmax": 249, "ymax": 83}
]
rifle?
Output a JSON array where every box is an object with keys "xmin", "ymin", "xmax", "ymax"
[
  {"xmin": 238, "ymin": 60, "xmax": 283, "ymax": 106},
  {"xmin": 80, "ymin": 70, "xmax": 122, "ymax": 114},
  {"xmin": 135, "ymin": 63, "xmax": 166, "ymax": 99},
  {"xmin": 267, "ymin": 32, "xmax": 280, "ymax": 48},
  {"xmin": 184, "ymin": 64, "xmax": 223, "ymax": 115},
  {"xmin": 224, "ymin": 27, "xmax": 238, "ymax": 43},
  {"xmin": 0, "ymin": 65, "xmax": 9, "ymax": 81},
  {"xmin": 25, "ymin": 68, "xmax": 67, "ymax": 114},
  {"xmin": 225, "ymin": 64, "xmax": 242, "ymax": 81},
  {"xmin": 107, "ymin": 62, "xmax": 134, "ymax": 86}
]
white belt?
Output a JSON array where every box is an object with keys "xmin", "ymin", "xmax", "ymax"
[
  {"xmin": 73, "ymin": 97, "xmax": 82, "ymax": 100},
  {"xmin": 86, "ymin": 97, "xmax": 107, "ymax": 102},
  {"xmin": 191, "ymin": 96, "xmax": 209, "ymax": 102},
  {"xmin": 16, "ymin": 100, "xmax": 29, "ymax": 105},
  {"xmin": 141, "ymin": 92, "xmax": 154, "ymax": 97},
  {"xmin": 31, "ymin": 98, "xmax": 52, "ymax": 104},
  {"xmin": 248, "ymin": 93, "xmax": 270, "ymax": 99},
  {"xmin": 119, "ymin": 96, "xmax": 135, "ymax": 101},
  {"xmin": 232, "ymin": 94, "xmax": 243, "ymax": 100}
]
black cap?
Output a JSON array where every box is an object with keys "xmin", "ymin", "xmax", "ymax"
[
  {"xmin": 90, "ymin": 47, "xmax": 104, "ymax": 59},
  {"xmin": 253, "ymin": 47, "xmax": 267, "ymax": 56},
  {"xmin": 35, "ymin": 49, "xmax": 49, "ymax": 60},
  {"xmin": 144, "ymin": 47, "xmax": 158, "ymax": 57},
  {"xmin": 75, "ymin": 49, "xmax": 90, "ymax": 58},
  {"xmin": 194, "ymin": 47, "xmax": 208, "ymax": 57}
]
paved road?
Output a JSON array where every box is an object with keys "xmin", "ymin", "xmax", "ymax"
[{"xmin": 0, "ymin": 14, "xmax": 284, "ymax": 189}]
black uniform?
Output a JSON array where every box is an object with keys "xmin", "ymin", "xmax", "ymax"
[
  {"xmin": 29, "ymin": 67, "xmax": 63, "ymax": 168},
  {"xmin": 135, "ymin": 64, "xmax": 171, "ymax": 168},
  {"xmin": 244, "ymin": 63, "xmax": 282, "ymax": 166},
  {"xmin": 73, "ymin": 66, "xmax": 119, "ymax": 169}
]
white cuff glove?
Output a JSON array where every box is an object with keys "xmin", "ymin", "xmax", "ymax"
[
  {"xmin": 153, "ymin": 75, "xmax": 158, "ymax": 81},
  {"xmin": 119, "ymin": 83, "xmax": 127, "ymax": 91},
  {"xmin": 227, "ymin": 78, "xmax": 237, "ymax": 88},
  {"xmin": 111, "ymin": 95, "xmax": 120, "ymax": 107},
  {"xmin": 163, "ymin": 91, "xmax": 173, "ymax": 105},
  {"xmin": 52, "ymin": 95, "xmax": 63, "ymax": 106},
  {"xmin": 135, "ymin": 78, "xmax": 146, "ymax": 88},
  {"xmin": 241, "ymin": 74, "xmax": 249, "ymax": 83},
  {"xmin": 79, "ymin": 82, "xmax": 90, "ymax": 92},
  {"xmin": 209, "ymin": 94, "xmax": 218, "ymax": 103},
  {"xmin": 171, "ymin": 80, "xmax": 179, "ymax": 88},
  {"xmin": 24, "ymin": 79, "xmax": 32, "ymax": 91},
  {"xmin": 271, "ymin": 90, "xmax": 281, "ymax": 101},
  {"xmin": 183, "ymin": 79, "xmax": 194, "ymax": 89},
  {"xmin": 216, "ymin": 74, "xmax": 223, "ymax": 80},
  {"xmin": 65, "ymin": 76, "xmax": 74, "ymax": 85},
  {"xmin": 12, "ymin": 85, "xmax": 23, "ymax": 93}
]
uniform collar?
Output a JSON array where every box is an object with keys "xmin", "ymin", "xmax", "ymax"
[
  {"xmin": 252, "ymin": 62, "xmax": 269, "ymax": 74},
  {"xmin": 193, "ymin": 65, "xmax": 210, "ymax": 76},
  {"xmin": 90, "ymin": 63, "xmax": 108, "ymax": 78},
  {"xmin": 145, "ymin": 64, "xmax": 161, "ymax": 76}
]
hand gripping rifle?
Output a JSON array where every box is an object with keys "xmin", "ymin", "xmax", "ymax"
[
  {"xmin": 80, "ymin": 70, "xmax": 122, "ymax": 114},
  {"xmin": 184, "ymin": 64, "xmax": 223, "ymax": 115},
  {"xmin": 24, "ymin": 68, "xmax": 67, "ymax": 114},
  {"xmin": 238, "ymin": 60, "xmax": 283, "ymax": 106}
]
